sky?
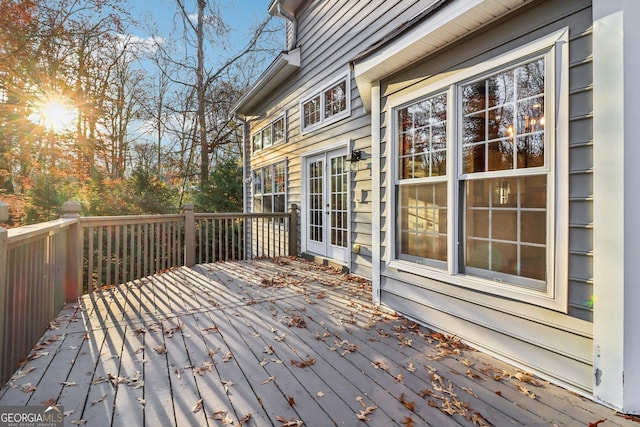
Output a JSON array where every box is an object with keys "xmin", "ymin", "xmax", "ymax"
[{"xmin": 126, "ymin": 0, "xmax": 280, "ymax": 56}]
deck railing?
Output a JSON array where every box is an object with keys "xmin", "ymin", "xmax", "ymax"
[{"xmin": 0, "ymin": 201, "xmax": 298, "ymax": 384}]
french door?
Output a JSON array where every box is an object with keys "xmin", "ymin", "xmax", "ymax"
[{"xmin": 305, "ymin": 149, "xmax": 348, "ymax": 263}]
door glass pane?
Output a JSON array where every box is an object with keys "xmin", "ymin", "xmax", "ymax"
[
  {"xmin": 308, "ymin": 160, "xmax": 323, "ymax": 243},
  {"xmin": 330, "ymin": 156, "xmax": 347, "ymax": 247}
]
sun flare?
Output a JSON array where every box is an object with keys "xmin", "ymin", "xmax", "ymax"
[{"xmin": 30, "ymin": 94, "xmax": 77, "ymax": 133}]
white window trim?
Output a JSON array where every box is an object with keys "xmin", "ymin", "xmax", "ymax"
[
  {"xmin": 252, "ymin": 160, "xmax": 288, "ymax": 216},
  {"xmin": 300, "ymin": 70, "xmax": 351, "ymax": 134},
  {"xmin": 386, "ymin": 28, "xmax": 569, "ymax": 312},
  {"xmin": 252, "ymin": 112, "xmax": 287, "ymax": 152}
]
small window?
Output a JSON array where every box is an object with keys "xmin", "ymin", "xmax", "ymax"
[
  {"xmin": 300, "ymin": 72, "xmax": 350, "ymax": 133},
  {"xmin": 252, "ymin": 114, "xmax": 287, "ymax": 152},
  {"xmin": 253, "ymin": 161, "xmax": 287, "ymax": 214}
]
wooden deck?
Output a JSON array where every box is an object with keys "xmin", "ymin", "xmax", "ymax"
[{"xmin": 0, "ymin": 258, "xmax": 635, "ymax": 426}]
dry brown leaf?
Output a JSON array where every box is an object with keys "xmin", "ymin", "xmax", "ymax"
[
  {"xmin": 406, "ymin": 362, "xmax": 417, "ymax": 372},
  {"xmin": 402, "ymin": 416, "xmax": 416, "ymax": 427},
  {"xmin": 399, "ymin": 393, "xmax": 415, "ymax": 411},
  {"xmin": 192, "ymin": 399, "xmax": 203, "ymax": 413},
  {"xmin": 515, "ymin": 383, "xmax": 536, "ymax": 399},
  {"xmin": 222, "ymin": 352, "xmax": 233, "ymax": 362},
  {"xmin": 60, "ymin": 381, "xmax": 77, "ymax": 387},
  {"xmin": 262, "ymin": 376, "xmax": 275, "ymax": 385},
  {"xmin": 91, "ymin": 394, "xmax": 107, "ymax": 405},
  {"xmin": 136, "ymin": 397, "xmax": 145, "ymax": 406},
  {"xmin": 70, "ymin": 419, "xmax": 86, "ymax": 425},
  {"xmin": 238, "ymin": 413, "xmax": 252, "ymax": 426},
  {"xmin": 153, "ymin": 346, "xmax": 167, "ymax": 354},
  {"xmin": 11, "ymin": 366, "xmax": 36, "ymax": 380},
  {"xmin": 287, "ymin": 396, "xmax": 296, "ymax": 406},
  {"xmin": 222, "ymin": 380, "xmax": 234, "ymax": 393},
  {"xmin": 316, "ymin": 391, "xmax": 325, "ymax": 398}
]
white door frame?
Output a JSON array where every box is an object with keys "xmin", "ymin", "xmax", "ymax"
[{"xmin": 300, "ymin": 142, "xmax": 351, "ymax": 267}]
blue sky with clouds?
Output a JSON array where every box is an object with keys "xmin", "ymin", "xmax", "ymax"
[{"xmin": 127, "ymin": 0, "xmax": 277, "ymax": 53}]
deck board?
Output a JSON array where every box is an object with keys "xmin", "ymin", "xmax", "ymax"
[{"xmin": 1, "ymin": 258, "xmax": 636, "ymax": 427}]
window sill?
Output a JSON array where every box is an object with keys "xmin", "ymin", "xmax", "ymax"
[{"xmin": 386, "ymin": 259, "xmax": 567, "ymax": 313}]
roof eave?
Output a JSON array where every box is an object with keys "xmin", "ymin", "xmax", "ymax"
[
  {"xmin": 352, "ymin": 0, "xmax": 533, "ymax": 111},
  {"xmin": 232, "ymin": 47, "xmax": 301, "ymax": 119}
]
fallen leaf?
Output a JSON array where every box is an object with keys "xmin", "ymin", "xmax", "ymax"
[
  {"xmin": 21, "ymin": 383, "xmax": 36, "ymax": 393},
  {"xmin": 222, "ymin": 352, "xmax": 233, "ymax": 362},
  {"xmin": 222, "ymin": 380, "xmax": 234, "ymax": 393},
  {"xmin": 136, "ymin": 397, "xmax": 145, "ymax": 406},
  {"xmin": 70, "ymin": 419, "xmax": 86, "ymax": 425},
  {"xmin": 290, "ymin": 358, "xmax": 315, "ymax": 368},
  {"xmin": 64, "ymin": 409, "xmax": 75, "ymax": 417},
  {"xmin": 192, "ymin": 399, "xmax": 203, "ymax": 413},
  {"xmin": 238, "ymin": 413, "xmax": 252, "ymax": 426},
  {"xmin": 515, "ymin": 384, "xmax": 536, "ymax": 399},
  {"xmin": 262, "ymin": 376, "xmax": 275, "ymax": 385},
  {"xmin": 399, "ymin": 393, "xmax": 415, "ymax": 411},
  {"xmin": 11, "ymin": 366, "xmax": 36, "ymax": 380},
  {"xmin": 91, "ymin": 394, "xmax": 107, "ymax": 405},
  {"xmin": 153, "ymin": 346, "xmax": 167, "ymax": 354},
  {"xmin": 316, "ymin": 391, "xmax": 325, "ymax": 398},
  {"xmin": 406, "ymin": 362, "xmax": 417, "ymax": 372},
  {"xmin": 402, "ymin": 416, "xmax": 416, "ymax": 427},
  {"xmin": 60, "ymin": 381, "xmax": 77, "ymax": 387},
  {"xmin": 287, "ymin": 396, "xmax": 296, "ymax": 406}
]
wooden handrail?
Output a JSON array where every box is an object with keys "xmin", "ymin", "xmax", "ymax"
[{"xmin": 0, "ymin": 201, "xmax": 299, "ymax": 384}]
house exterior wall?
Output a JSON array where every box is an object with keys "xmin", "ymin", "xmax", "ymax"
[
  {"xmin": 241, "ymin": 0, "xmax": 640, "ymax": 412},
  {"xmin": 376, "ymin": 0, "xmax": 594, "ymax": 394},
  {"xmin": 244, "ymin": 0, "xmax": 442, "ymax": 278}
]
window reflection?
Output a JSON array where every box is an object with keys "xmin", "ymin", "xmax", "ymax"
[{"xmin": 462, "ymin": 58, "xmax": 545, "ymax": 174}]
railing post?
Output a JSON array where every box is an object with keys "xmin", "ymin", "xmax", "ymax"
[
  {"xmin": 62, "ymin": 201, "xmax": 82, "ymax": 302},
  {"xmin": 184, "ymin": 204, "xmax": 196, "ymax": 267},
  {"xmin": 0, "ymin": 223, "xmax": 8, "ymax": 384},
  {"xmin": 289, "ymin": 204, "xmax": 298, "ymax": 257}
]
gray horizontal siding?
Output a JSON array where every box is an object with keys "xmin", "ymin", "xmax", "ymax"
[{"xmin": 378, "ymin": 0, "xmax": 594, "ymax": 393}]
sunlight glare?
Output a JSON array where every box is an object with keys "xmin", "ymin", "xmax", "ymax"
[{"xmin": 30, "ymin": 95, "xmax": 77, "ymax": 133}]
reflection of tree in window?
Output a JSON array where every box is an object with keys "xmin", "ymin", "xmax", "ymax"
[
  {"xmin": 462, "ymin": 57, "xmax": 545, "ymax": 174},
  {"xmin": 325, "ymin": 81, "xmax": 346, "ymax": 118},
  {"xmin": 303, "ymin": 96, "xmax": 320, "ymax": 128}
]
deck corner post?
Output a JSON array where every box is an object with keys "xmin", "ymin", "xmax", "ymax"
[
  {"xmin": 288, "ymin": 204, "xmax": 298, "ymax": 257},
  {"xmin": 184, "ymin": 204, "xmax": 196, "ymax": 267},
  {"xmin": 62, "ymin": 201, "xmax": 82, "ymax": 303},
  {"xmin": 0, "ymin": 224, "xmax": 7, "ymax": 384}
]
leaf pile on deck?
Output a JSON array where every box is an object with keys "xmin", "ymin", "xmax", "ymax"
[{"xmin": 2, "ymin": 257, "xmax": 572, "ymax": 427}]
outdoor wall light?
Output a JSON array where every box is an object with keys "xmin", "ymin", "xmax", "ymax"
[{"xmin": 347, "ymin": 149, "xmax": 362, "ymax": 172}]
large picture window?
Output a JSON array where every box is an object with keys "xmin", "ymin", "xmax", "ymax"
[{"xmin": 391, "ymin": 30, "xmax": 568, "ymax": 309}]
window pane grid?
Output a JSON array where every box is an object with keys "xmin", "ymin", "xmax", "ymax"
[
  {"xmin": 308, "ymin": 160, "xmax": 323, "ymax": 243},
  {"xmin": 397, "ymin": 182, "xmax": 447, "ymax": 262},
  {"xmin": 303, "ymin": 96, "xmax": 321, "ymax": 128},
  {"xmin": 398, "ymin": 93, "xmax": 447, "ymax": 180},
  {"xmin": 330, "ymin": 156, "xmax": 348, "ymax": 248},
  {"xmin": 462, "ymin": 57, "xmax": 545, "ymax": 174},
  {"xmin": 464, "ymin": 176, "xmax": 546, "ymax": 282},
  {"xmin": 324, "ymin": 81, "xmax": 347, "ymax": 119}
]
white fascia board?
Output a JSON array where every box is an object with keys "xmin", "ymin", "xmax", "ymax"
[
  {"xmin": 233, "ymin": 48, "xmax": 301, "ymax": 118},
  {"xmin": 353, "ymin": 0, "xmax": 532, "ymax": 110}
]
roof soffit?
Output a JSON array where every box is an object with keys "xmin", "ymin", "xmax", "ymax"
[{"xmin": 353, "ymin": 0, "xmax": 533, "ymax": 110}]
